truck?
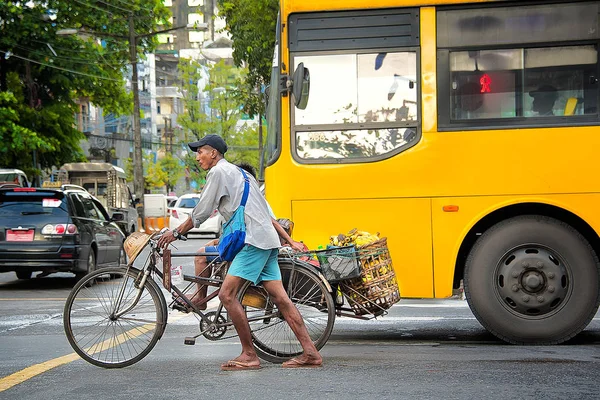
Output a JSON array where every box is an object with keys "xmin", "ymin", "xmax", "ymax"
[
  {"xmin": 0, "ymin": 168, "xmax": 30, "ymax": 188},
  {"xmin": 57, "ymin": 163, "xmax": 139, "ymax": 236}
]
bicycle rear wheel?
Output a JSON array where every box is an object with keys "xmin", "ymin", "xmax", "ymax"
[
  {"xmin": 63, "ymin": 267, "xmax": 166, "ymax": 368},
  {"xmin": 239, "ymin": 259, "xmax": 335, "ymax": 363}
]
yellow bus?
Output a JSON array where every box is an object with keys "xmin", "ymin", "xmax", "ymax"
[{"xmin": 264, "ymin": 0, "xmax": 600, "ymax": 344}]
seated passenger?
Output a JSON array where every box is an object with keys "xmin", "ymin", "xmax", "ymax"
[{"xmin": 530, "ymin": 85, "xmax": 558, "ymax": 116}]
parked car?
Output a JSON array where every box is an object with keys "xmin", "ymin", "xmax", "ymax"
[
  {"xmin": 168, "ymin": 193, "xmax": 224, "ymax": 237},
  {"xmin": 166, "ymin": 197, "xmax": 178, "ymax": 218},
  {"xmin": 0, "ymin": 186, "xmax": 125, "ymax": 280}
]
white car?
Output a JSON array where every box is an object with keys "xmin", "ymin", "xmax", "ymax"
[{"xmin": 168, "ymin": 194, "xmax": 224, "ymax": 237}]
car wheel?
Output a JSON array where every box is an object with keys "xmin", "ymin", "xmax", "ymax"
[
  {"xmin": 16, "ymin": 271, "xmax": 32, "ymax": 280},
  {"xmin": 119, "ymin": 245, "xmax": 127, "ymax": 266},
  {"xmin": 464, "ymin": 215, "xmax": 600, "ymax": 344},
  {"xmin": 76, "ymin": 249, "xmax": 96, "ymax": 281}
]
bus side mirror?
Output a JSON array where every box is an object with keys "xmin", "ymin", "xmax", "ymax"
[{"xmin": 292, "ymin": 62, "xmax": 310, "ymax": 110}]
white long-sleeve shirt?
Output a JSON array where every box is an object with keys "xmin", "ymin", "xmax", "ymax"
[{"xmin": 190, "ymin": 159, "xmax": 280, "ymax": 250}]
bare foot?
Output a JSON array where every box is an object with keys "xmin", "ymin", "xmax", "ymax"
[{"xmin": 184, "ymin": 293, "xmax": 207, "ymax": 310}]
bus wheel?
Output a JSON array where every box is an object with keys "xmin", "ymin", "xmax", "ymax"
[{"xmin": 464, "ymin": 215, "xmax": 600, "ymax": 344}]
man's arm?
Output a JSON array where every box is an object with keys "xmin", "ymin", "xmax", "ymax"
[
  {"xmin": 158, "ymin": 168, "xmax": 222, "ymax": 249},
  {"xmin": 157, "ymin": 216, "xmax": 194, "ymax": 248},
  {"xmin": 272, "ymin": 218, "xmax": 305, "ymax": 252}
]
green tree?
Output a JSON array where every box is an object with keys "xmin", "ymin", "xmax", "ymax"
[
  {"xmin": 125, "ymin": 155, "xmax": 169, "ymax": 193},
  {"xmin": 158, "ymin": 153, "xmax": 184, "ymax": 194},
  {"xmin": 217, "ymin": 0, "xmax": 278, "ymax": 117},
  {"xmin": 145, "ymin": 154, "xmax": 168, "ymax": 192},
  {"xmin": 177, "ymin": 59, "xmax": 259, "ymax": 188},
  {"xmin": 0, "ymin": 0, "xmax": 170, "ymax": 181}
]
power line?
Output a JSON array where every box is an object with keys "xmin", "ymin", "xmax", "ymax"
[
  {"xmin": 113, "ymin": 0, "xmax": 157, "ymax": 13},
  {"xmin": 71, "ymin": 0, "xmax": 114, "ymax": 16},
  {"xmin": 11, "ymin": 44, "xmax": 124, "ymax": 68},
  {"xmin": 0, "ymin": 50, "xmax": 124, "ymax": 82},
  {"xmin": 30, "ymin": 39, "xmax": 124, "ymax": 55},
  {"xmin": 93, "ymin": 0, "xmax": 132, "ymax": 14}
]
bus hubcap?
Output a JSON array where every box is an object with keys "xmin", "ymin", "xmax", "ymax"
[{"xmin": 495, "ymin": 246, "xmax": 569, "ymax": 316}]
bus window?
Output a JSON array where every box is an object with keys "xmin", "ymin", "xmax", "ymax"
[
  {"xmin": 450, "ymin": 49, "xmax": 520, "ymax": 120},
  {"xmin": 449, "ymin": 45, "xmax": 597, "ymax": 121},
  {"xmin": 524, "ymin": 46, "xmax": 597, "ymax": 117},
  {"xmin": 296, "ymin": 128, "xmax": 416, "ymax": 160},
  {"xmin": 294, "ymin": 54, "xmax": 358, "ymax": 125},
  {"xmin": 295, "ymin": 52, "xmax": 417, "ymax": 125},
  {"xmin": 293, "ymin": 51, "xmax": 418, "ymax": 161}
]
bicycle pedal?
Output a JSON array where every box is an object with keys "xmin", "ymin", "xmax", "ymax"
[{"xmin": 184, "ymin": 337, "xmax": 196, "ymax": 345}]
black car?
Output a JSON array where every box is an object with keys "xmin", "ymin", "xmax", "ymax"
[{"xmin": 0, "ymin": 186, "xmax": 125, "ymax": 280}]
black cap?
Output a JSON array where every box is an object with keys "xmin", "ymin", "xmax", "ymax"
[
  {"xmin": 530, "ymin": 85, "xmax": 558, "ymax": 100},
  {"xmin": 188, "ymin": 134, "xmax": 228, "ymax": 154}
]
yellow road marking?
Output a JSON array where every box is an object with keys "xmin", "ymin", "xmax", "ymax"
[
  {"xmin": 0, "ymin": 353, "xmax": 80, "ymax": 392},
  {"xmin": 0, "ymin": 311, "xmax": 191, "ymax": 392}
]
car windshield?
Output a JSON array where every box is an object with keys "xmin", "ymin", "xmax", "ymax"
[
  {"xmin": 178, "ymin": 198, "xmax": 199, "ymax": 208},
  {"xmin": 0, "ymin": 192, "xmax": 68, "ymax": 217}
]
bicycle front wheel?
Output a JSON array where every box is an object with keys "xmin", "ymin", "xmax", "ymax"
[
  {"xmin": 239, "ymin": 259, "xmax": 335, "ymax": 363},
  {"xmin": 63, "ymin": 267, "xmax": 166, "ymax": 368}
]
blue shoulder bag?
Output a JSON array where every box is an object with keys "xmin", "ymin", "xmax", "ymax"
[{"xmin": 217, "ymin": 168, "xmax": 250, "ymax": 261}]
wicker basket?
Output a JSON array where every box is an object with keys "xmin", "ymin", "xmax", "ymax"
[
  {"xmin": 123, "ymin": 231, "xmax": 152, "ymax": 265},
  {"xmin": 339, "ymin": 238, "xmax": 400, "ymax": 316}
]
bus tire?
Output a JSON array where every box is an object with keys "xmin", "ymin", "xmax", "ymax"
[{"xmin": 464, "ymin": 215, "xmax": 600, "ymax": 344}]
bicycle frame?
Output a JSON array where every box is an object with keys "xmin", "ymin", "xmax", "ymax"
[{"xmin": 119, "ymin": 238, "xmax": 302, "ymax": 338}]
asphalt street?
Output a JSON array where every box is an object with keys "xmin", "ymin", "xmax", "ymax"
[{"xmin": 0, "ymin": 235, "xmax": 599, "ymax": 400}]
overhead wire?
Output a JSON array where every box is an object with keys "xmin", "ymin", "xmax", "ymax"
[
  {"xmin": 93, "ymin": 0, "xmax": 132, "ymax": 14},
  {"xmin": 0, "ymin": 50, "xmax": 124, "ymax": 82},
  {"xmin": 30, "ymin": 39, "xmax": 125, "ymax": 55},
  {"xmin": 112, "ymin": 0, "xmax": 157, "ymax": 14},
  {"xmin": 71, "ymin": 0, "xmax": 114, "ymax": 16},
  {"xmin": 11, "ymin": 44, "xmax": 124, "ymax": 69}
]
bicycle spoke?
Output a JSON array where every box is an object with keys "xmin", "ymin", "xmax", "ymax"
[
  {"xmin": 64, "ymin": 267, "xmax": 164, "ymax": 368},
  {"xmin": 243, "ymin": 262, "xmax": 335, "ymax": 362}
]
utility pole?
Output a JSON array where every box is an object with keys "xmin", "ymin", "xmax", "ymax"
[{"xmin": 129, "ymin": 14, "xmax": 145, "ymax": 223}]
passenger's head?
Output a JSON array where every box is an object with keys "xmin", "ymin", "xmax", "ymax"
[
  {"xmin": 530, "ymin": 85, "xmax": 558, "ymax": 115},
  {"xmin": 236, "ymin": 162, "xmax": 257, "ymax": 179},
  {"xmin": 188, "ymin": 135, "xmax": 227, "ymax": 170}
]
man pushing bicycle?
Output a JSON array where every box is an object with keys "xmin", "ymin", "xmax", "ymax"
[{"xmin": 157, "ymin": 134, "xmax": 322, "ymax": 370}]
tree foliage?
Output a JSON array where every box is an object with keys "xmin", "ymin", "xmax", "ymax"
[
  {"xmin": 125, "ymin": 153, "xmax": 182, "ymax": 193},
  {"xmin": 217, "ymin": 0, "xmax": 278, "ymax": 117},
  {"xmin": 158, "ymin": 153, "xmax": 184, "ymax": 194},
  {"xmin": 177, "ymin": 59, "xmax": 260, "ymax": 188},
  {"xmin": 0, "ymin": 0, "xmax": 170, "ymax": 180}
]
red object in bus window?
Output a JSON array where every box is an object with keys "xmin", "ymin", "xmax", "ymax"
[{"xmin": 480, "ymin": 74, "xmax": 491, "ymax": 93}]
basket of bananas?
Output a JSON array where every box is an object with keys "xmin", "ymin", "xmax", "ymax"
[{"xmin": 330, "ymin": 230, "xmax": 400, "ymax": 316}]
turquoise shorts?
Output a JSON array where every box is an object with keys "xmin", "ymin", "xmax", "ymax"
[{"xmin": 228, "ymin": 245, "xmax": 281, "ymax": 285}]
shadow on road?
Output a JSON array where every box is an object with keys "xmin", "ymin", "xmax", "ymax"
[{"xmin": 0, "ymin": 273, "xmax": 79, "ymax": 290}]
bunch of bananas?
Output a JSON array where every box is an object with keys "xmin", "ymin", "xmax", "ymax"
[{"xmin": 329, "ymin": 228, "xmax": 380, "ymax": 248}]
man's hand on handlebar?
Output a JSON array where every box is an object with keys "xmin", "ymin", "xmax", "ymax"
[
  {"xmin": 288, "ymin": 239, "xmax": 306, "ymax": 253},
  {"xmin": 157, "ymin": 229, "xmax": 185, "ymax": 249}
]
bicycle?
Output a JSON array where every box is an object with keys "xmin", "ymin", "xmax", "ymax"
[{"xmin": 63, "ymin": 230, "xmax": 336, "ymax": 368}]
